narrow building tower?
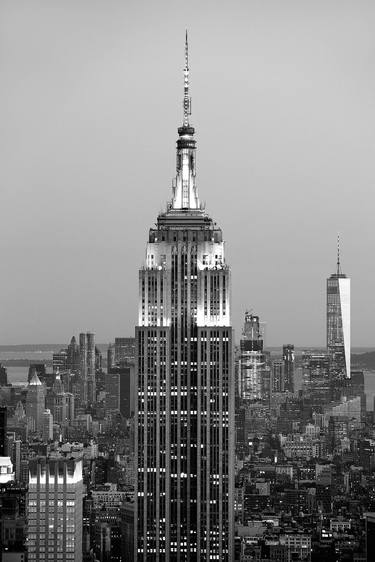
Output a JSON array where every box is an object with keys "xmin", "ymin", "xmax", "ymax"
[
  {"xmin": 135, "ymin": 34, "xmax": 234, "ymax": 561},
  {"xmin": 327, "ymin": 237, "xmax": 351, "ymax": 378},
  {"xmin": 26, "ymin": 373, "xmax": 45, "ymax": 435}
]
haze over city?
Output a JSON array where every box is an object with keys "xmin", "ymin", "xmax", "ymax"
[{"xmin": 1, "ymin": 0, "xmax": 374, "ymax": 345}]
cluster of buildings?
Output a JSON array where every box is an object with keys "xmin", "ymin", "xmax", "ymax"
[
  {"xmin": 0, "ymin": 332, "xmax": 136, "ymax": 561},
  {"xmin": 232, "ymin": 255, "xmax": 374, "ymax": 560},
  {"xmin": 0, "ymin": 37, "xmax": 374, "ymax": 562}
]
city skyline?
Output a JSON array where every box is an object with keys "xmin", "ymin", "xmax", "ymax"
[
  {"xmin": 1, "ymin": 7, "xmax": 375, "ymax": 559},
  {"xmin": 1, "ymin": 1, "xmax": 375, "ymax": 346}
]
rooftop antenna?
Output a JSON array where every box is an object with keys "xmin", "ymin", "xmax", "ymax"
[
  {"xmin": 183, "ymin": 30, "xmax": 191, "ymax": 126},
  {"xmin": 337, "ymin": 234, "xmax": 341, "ymax": 274}
]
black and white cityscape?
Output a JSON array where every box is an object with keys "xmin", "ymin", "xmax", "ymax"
[{"xmin": 1, "ymin": 4, "xmax": 375, "ymax": 562}]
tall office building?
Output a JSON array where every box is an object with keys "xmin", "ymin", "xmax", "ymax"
[
  {"xmin": 42, "ymin": 409, "xmax": 53, "ymax": 441},
  {"xmin": 67, "ymin": 336, "xmax": 80, "ymax": 372},
  {"xmin": 327, "ymin": 240, "xmax": 350, "ymax": 378},
  {"xmin": 302, "ymin": 353, "xmax": 331, "ymax": 406},
  {"xmin": 107, "ymin": 344, "xmax": 115, "ymax": 372},
  {"xmin": 135, "ymin": 35, "xmax": 234, "ymax": 561},
  {"xmin": 271, "ymin": 361, "xmax": 284, "ymax": 393},
  {"xmin": 0, "ymin": 407, "xmax": 7, "ymax": 456},
  {"xmin": 282, "ymin": 344, "xmax": 294, "ymax": 393},
  {"xmin": 26, "ymin": 373, "xmax": 45, "ymax": 435},
  {"xmin": 78, "ymin": 332, "xmax": 97, "ymax": 405},
  {"xmin": 53, "ymin": 350, "xmax": 68, "ymax": 372},
  {"xmin": 28, "ymin": 456, "xmax": 83, "ymax": 561},
  {"xmin": 0, "ymin": 364, "xmax": 8, "ymax": 386},
  {"xmin": 79, "ymin": 332, "xmax": 88, "ymax": 404},
  {"xmin": 86, "ymin": 332, "xmax": 96, "ymax": 403},
  {"xmin": 105, "ymin": 372, "xmax": 120, "ymax": 412},
  {"xmin": 46, "ymin": 372, "xmax": 70, "ymax": 426},
  {"xmin": 238, "ymin": 312, "xmax": 265, "ymax": 400}
]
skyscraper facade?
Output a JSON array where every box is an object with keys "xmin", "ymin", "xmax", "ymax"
[
  {"xmin": 302, "ymin": 353, "xmax": 331, "ymax": 406},
  {"xmin": 282, "ymin": 344, "xmax": 295, "ymax": 393},
  {"xmin": 114, "ymin": 337, "xmax": 135, "ymax": 365},
  {"xmin": 105, "ymin": 372, "xmax": 120, "ymax": 412},
  {"xmin": 79, "ymin": 332, "xmax": 88, "ymax": 404},
  {"xmin": 78, "ymin": 332, "xmax": 97, "ymax": 405},
  {"xmin": 0, "ymin": 364, "xmax": 8, "ymax": 386},
  {"xmin": 67, "ymin": 336, "xmax": 80, "ymax": 372},
  {"xmin": 327, "ymin": 242, "xmax": 350, "ymax": 378},
  {"xmin": 42, "ymin": 409, "xmax": 53, "ymax": 441},
  {"xmin": 28, "ymin": 456, "xmax": 83, "ymax": 562},
  {"xmin": 271, "ymin": 361, "xmax": 284, "ymax": 393},
  {"xmin": 0, "ymin": 407, "xmax": 7, "ymax": 456},
  {"xmin": 26, "ymin": 373, "xmax": 45, "ymax": 435},
  {"xmin": 135, "ymin": 36, "xmax": 234, "ymax": 561},
  {"xmin": 238, "ymin": 312, "xmax": 265, "ymax": 400},
  {"xmin": 86, "ymin": 332, "xmax": 96, "ymax": 403}
]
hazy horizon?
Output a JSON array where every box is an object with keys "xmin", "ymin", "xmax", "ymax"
[{"xmin": 1, "ymin": 1, "xmax": 374, "ymax": 346}]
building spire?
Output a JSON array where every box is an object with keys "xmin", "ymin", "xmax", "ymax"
[
  {"xmin": 168, "ymin": 32, "xmax": 200, "ymax": 210},
  {"xmin": 183, "ymin": 30, "xmax": 191, "ymax": 126}
]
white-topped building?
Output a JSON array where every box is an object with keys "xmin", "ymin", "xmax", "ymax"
[
  {"xmin": 27, "ymin": 456, "xmax": 83, "ymax": 561},
  {"xmin": 135, "ymin": 34, "xmax": 234, "ymax": 561}
]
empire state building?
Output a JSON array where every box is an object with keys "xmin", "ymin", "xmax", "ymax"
[{"xmin": 135, "ymin": 35, "xmax": 234, "ymax": 561}]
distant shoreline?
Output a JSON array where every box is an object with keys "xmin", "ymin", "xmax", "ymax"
[{"xmin": 0, "ymin": 359, "xmax": 53, "ymax": 367}]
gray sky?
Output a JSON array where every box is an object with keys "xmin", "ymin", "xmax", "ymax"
[{"xmin": 1, "ymin": 0, "xmax": 374, "ymax": 346}]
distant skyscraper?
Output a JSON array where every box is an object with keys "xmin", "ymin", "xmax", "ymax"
[
  {"xmin": 79, "ymin": 332, "xmax": 96, "ymax": 404},
  {"xmin": 87, "ymin": 332, "xmax": 95, "ymax": 374},
  {"xmin": 282, "ymin": 344, "xmax": 295, "ymax": 393},
  {"xmin": 48, "ymin": 371, "xmax": 70, "ymax": 426},
  {"xmin": 67, "ymin": 336, "xmax": 80, "ymax": 372},
  {"xmin": 52, "ymin": 349, "xmax": 68, "ymax": 372},
  {"xmin": 107, "ymin": 344, "xmax": 115, "ymax": 372},
  {"xmin": 109, "ymin": 365, "xmax": 134, "ymax": 418},
  {"xmin": 271, "ymin": 361, "xmax": 284, "ymax": 393},
  {"xmin": 105, "ymin": 372, "xmax": 120, "ymax": 412},
  {"xmin": 0, "ymin": 407, "xmax": 7, "ymax": 456},
  {"xmin": 65, "ymin": 392, "xmax": 75, "ymax": 423},
  {"xmin": 239, "ymin": 312, "xmax": 265, "ymax": 400},
  {"xmin": 28, "ymin": 364, "xmax": 47, "ymax": 384},
  {"xmin": 78, "ymin": 332, "xmax": 97, "ymax": 405},
  {"xmin": 42, "ymin": 409, "xmax": 53, "ymax": 441},
  {"xmin": 135, "ymin": 35, "xmax": 234, "ymax": 561},
  {"xmin": 95, "ymin": 345, "xmax": 102, "ymax": 372},
  {"xmin": 327, "ymin": 239, "xmax": 350, "ymax": 377},
  {"xmin": 25, "ymin": 373, "xmax": 45, "ymax": 435},
  {"xmin": 0, "ymin": 364, "xmax": 7, "ymax": 386},
  {"xmin": 79, "ymin": 332, "xmax": 88, "ymax": 404},
  {"xmin": 302, "ymin": 352, "xmax": 331, "ymax": 406},
  {"xmin": 28, "ymin": 456, "xmax": 83, "ymax": 561}
]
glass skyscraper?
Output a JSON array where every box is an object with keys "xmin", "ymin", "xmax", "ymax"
[
  {"xmin": 326, "ymin": 243, "xmax": 350, "ymax": 378},
  {"xmin": 135, "ymin": 35, "xmax": 234, "ymax": 561}
]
